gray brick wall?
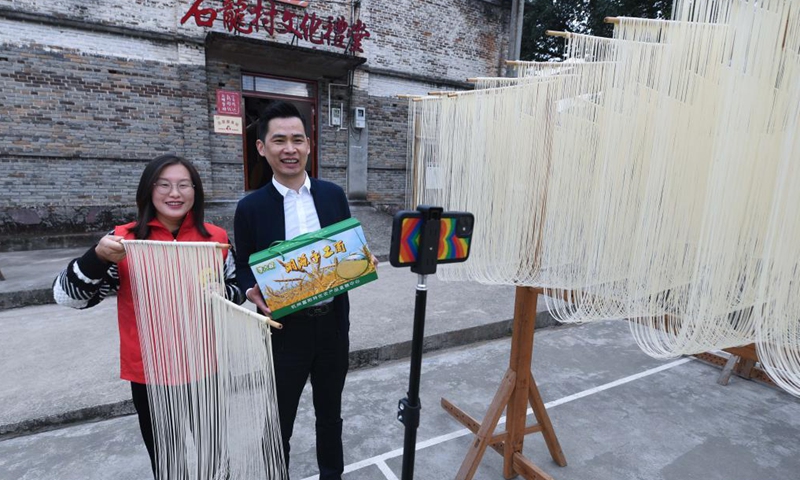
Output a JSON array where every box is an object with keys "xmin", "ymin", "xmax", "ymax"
[
  {"xmin": 318, "ymin": 79, "xmax": 351, "ymax": 185},
  {"xmin": 0, "ymin": 0, "xmax": 511, "ymax": 233},
  {"xmin": 364, "ymin": 0, "xmax": 510, "ymax": 80},
  {"xmin": 363, "ymin": 94, "xmax": 409, "ymax": 206},
  {"xmin": 205, "ymin": 58, "xmax": 244, "ymax": 199},
  {"xmin": 0, "ymin": 42, "xmax": 209, "ymax": 233}
]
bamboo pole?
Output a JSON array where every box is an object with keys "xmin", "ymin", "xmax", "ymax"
[{"xmin": 545, "ymin": 30, "xmax": 570, "ymax": 38}]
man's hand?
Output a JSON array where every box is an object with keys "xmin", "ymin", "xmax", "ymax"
[
  {"xmin": 95, "ymin": 235, "xmax": 126, "ymax": 264},
  {"xmin": 246, "ymin": 284, "xmax": 272, "ymax": 316}
]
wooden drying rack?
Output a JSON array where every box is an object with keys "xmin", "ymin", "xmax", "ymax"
[
  {"xmin": 398, "ymin": 13, "xmax": 789, "ymax": 476},
  {"xmin": 442, "ymin": 287, "xmax": 566, "ymax": 480},
  {"xmin": 402, "ymin": 96, "xmax": 566, "ymax": 479}
]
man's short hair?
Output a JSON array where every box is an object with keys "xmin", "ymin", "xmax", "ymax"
[{"xmin": 257, "ymin": 101, "xmax": 308, "ymax": 142}]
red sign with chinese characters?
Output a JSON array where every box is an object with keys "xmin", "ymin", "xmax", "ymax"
[
  {"xmin": 216, "ymin": 90, "xmax": 241, "ymax": 116},
  {"xmin": 181, "ymin": 0, "xmax": 370, "ymax": 54}
]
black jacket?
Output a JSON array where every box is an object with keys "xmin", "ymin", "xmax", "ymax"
[{"xmin": 233, "ymin": 177, "xmax": 352, "ymax": 330}]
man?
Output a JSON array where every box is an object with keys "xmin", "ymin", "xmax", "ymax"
[{"xmin": 234, "ymin": 101, "xmax": 351, "ymax": 480}]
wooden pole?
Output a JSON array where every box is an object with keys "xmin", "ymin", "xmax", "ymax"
[
  {"xmin": 545, "ymin": 30, "xmax": 570, "ymax": 38},
  {"xmin": 503, "ymin": 286, "xmax": 539, "ymax": 477}
]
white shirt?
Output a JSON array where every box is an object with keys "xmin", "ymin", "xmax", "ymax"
[
  {"xmin": 272, "ymin": 174, "xmax": 331, "ymax": 306},
  {"xmin": 272, "ymin": 174, "xmax": 321, "ymax": 240}
]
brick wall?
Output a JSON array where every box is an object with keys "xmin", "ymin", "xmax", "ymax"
[
  {"xmin": 0, "ymin": 0, "xmax": 511, "ymax": 233},
  {"xmin": 362, "ymin": 92, "xmax": 408, "ymax": 205},
  {"xmin": 0, "ymin": 33, "xmax": 208, "ymax": 233},
  {"xmin": 363, "ymin": 0, "xmax": 509, "ymax": 81},
  {"xmin": 205, "ymin": 59, "xmax": 244, "ymax": 200},
  {"xmin": 317, "ymin": 78, "xmax": 351, "ymax": 188},
  {"xmin": 0, "ymin": 0, "xmax": 183, "ymax": 36}
]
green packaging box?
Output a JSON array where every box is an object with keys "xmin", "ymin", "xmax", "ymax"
[{"xmin": 249, "ymin": 218, "xmax": 377, "ymax": 319}]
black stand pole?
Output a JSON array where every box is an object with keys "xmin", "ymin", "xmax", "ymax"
[
  {"xmin": 398, "ymin": 274, "xmax": 427, "ymax": 480},
  {"xmin": 397, "ymin": 205, "xmax": 442, "ymax": 480}
]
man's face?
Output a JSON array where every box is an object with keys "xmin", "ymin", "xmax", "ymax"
[{"xmin": 256, "ymin": 116, "xmax": 309, "ymax": 186}]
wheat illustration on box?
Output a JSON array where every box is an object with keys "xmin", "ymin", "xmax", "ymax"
[{"xmin": 249, "ymin": 218, "xmax": 377, "ymax": 319}]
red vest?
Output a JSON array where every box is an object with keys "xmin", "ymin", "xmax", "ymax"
[{"xmin": 114, "ymin": 213, "xmax": 229, "ymax": 384}]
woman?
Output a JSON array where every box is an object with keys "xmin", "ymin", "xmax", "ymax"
[{"xmin": 53, "ymin": 154, "xmax": 245, "ymax": 478}]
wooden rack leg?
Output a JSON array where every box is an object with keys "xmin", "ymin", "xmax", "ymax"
[
  {"xmin": 528, "ymin": 374, "xmax": 566, "ymax": 467},
  {"xmin": 443, "ymin": 287, "xmax": 566, "ymax": 480},
  {"xmin": 717, "ymin": 354, "xmax": 739, "ymax": 386},
  {"xmin": 454, "ymin": 370, "xmax": 516, "ymax": 479}
]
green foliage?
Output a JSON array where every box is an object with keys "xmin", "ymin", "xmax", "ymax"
[{"xmin": 521, "ymin": 0, "xmax": 673, "ymax": 61}]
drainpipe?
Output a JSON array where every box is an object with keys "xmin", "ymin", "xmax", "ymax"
[{"xmin": 508, "ymin": 0, "xmax": 524, "ymax": 61}]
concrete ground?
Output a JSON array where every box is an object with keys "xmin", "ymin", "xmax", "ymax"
[
  {"xmin": 2, "ymin": 204, "xmax": 799, "ymax": 479},
  {"xmin": 0, "ymin": 261, "xmax": 542, "ymax": 437},
  {"xmin": 2, "ymin": 320, "xmax": 799, "ymax": 480},
  {"xmin": 0, "ymin": 205, "xmax": 555, "ymax": 439}
]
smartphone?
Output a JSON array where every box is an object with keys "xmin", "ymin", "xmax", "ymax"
[{"xmin": 389, "ymin": 210, "xmax": 474, "ymax": 267}]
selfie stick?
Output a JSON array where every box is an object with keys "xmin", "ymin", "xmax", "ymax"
[{"xmin": 397, "ymin": 205, "xmax": 442, "ymax": 480}]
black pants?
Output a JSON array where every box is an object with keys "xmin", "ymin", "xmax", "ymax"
[
  {"xmin": 268, "ymin": 308, "xmax": 349, "ymax": 480},
  {"xmin": 131, "ymin": 380, "xmax": 228, "ymax": 480}
]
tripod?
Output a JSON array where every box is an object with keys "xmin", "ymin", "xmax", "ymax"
[{"xmin": 394, "ymin": 205, "xmax": 443, "ymax": 480}]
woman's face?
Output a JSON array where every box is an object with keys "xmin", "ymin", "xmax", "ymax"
[{"xmin": 151, "ymin": 164, "xmax": 195, "ymax": 231}]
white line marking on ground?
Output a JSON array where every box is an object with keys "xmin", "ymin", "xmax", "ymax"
[
  {"xmin": 300, "ymin": 357, "xmax": 692, "ymax": 480},
  {"xmin": 544, "ymin": 357, "xmax": 692, "ymax": 409},
  {"xmin": 375, "ymin": 459, "xmax": 400, "ymax": 480}
]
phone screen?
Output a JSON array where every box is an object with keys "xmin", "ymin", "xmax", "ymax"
[{"xmin": 391, "ymin": 212, "xmax": 473, "ymax": 267}]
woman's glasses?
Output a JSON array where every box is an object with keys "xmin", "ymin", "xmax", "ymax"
[{"xmin": 154, "ymin": 181, "xmax": 194, "ymax": 194}]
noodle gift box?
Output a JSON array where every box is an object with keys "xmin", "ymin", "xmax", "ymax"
[{"xmin": 248, "ymin": 218, "xmax": 378, "ymax": 319}]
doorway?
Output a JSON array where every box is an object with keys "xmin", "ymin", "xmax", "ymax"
[{"xmin": 242, "ymin": 73, "xmax": 317, "ymax": 191}]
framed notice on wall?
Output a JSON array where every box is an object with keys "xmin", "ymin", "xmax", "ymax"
[{"xmin": 214, "ymin": 115, "xmax": 243, "ymax": 135}]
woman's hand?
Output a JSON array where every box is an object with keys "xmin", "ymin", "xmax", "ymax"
[
  {"xmin": 246, "ymin": 284, "xmax": 273, "ymax": 316},
  {"xmin": 95, "ymin": 235, "xmax": 126, "ymax": 264}
]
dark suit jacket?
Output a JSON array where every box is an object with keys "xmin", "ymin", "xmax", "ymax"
[{"xmin": 234, "ymin": 177, "xmax": 352, "ymax": 331}]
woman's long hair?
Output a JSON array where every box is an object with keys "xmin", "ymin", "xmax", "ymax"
[{"xmin": 131, "ymin": 154, "xmax": 210, "ymax": 239}]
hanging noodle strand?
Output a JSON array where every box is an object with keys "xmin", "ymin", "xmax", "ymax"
[
  {"xmin": 123, "ymin": 240, "xmax": 287, "ymax": 479},
  {"xmin": 407, "ymin": 0, "xmax": 800, "ymax": 396}
]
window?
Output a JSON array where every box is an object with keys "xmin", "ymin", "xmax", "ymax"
[{"xmin": 242, "ymin": 74, "xmax": 314, "ymax": 98}]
